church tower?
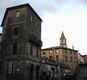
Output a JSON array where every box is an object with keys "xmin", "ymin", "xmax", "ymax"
[{"xmin": 60, "ymin": 32, "xmax": 67, "ymax": 47}]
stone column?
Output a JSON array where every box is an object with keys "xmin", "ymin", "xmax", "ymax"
[{"xmin": 57, "ymin": 66, "xmax": 61, "ymax": 80}]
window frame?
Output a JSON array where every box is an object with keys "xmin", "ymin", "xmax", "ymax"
[
  {"xmin": 16, "ymin": 10, "xmax": 20, "ymax": 18},
  {"xmin": 13, "ymin": 27, "xmax": 18, "ymax": 36},
  {"xmin": 13, "ymin": 44, "xmax": 17, "ymax": 55}
]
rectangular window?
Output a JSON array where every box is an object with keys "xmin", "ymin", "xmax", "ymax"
[
  {"xmin": 65, "ymin": 56, "xmax": 67, "ymax": 61},
  {"xmin": 56, "ymin": 55, "xmax": 59, "ymax": 61},
  {"xmin": 36, "ymin": 22, "xmax": 38, "ymax": 26},
  {"xmin": 36, "ymin": 48, "xmax": 38, "ymax": 57},
  {"xmin": 67, "ymin": 50, "xmax": 70, "ymax": 54},
  {"xmin": 43, "ymin": 52, "xmax": 46, "ymax": 55},
  {"xmin": 74, "ymin": 51, "xmax": 77, "ymax": 55},
  {"xmin": 16, "ymin": 10, "xmax": 20, "ymax": 18},
  {"xmin": 64, "ymin": 49, "xmax": 67, "ymax": 54},
  {"xmin": 30, "ymin": 45, "xmax": 33, "ymax": 55},
  {"xmin": 49, "ymin": 56, "xmax": 52, "ymax": 60},
  {"xmin": 43, "ymin": 56, "xmax": 47, "ymax": 60},
  {"xmin": 74, "ymin": 57, "xmax": 77, "ymax": 62},
  {"xmin": 70, "ymin": 51, "xmax": 72, "ymax": 55},
  {"xmin": 49, "ymin": 50, "xmax": 52, "ymax": 54},
  {"xmin": 56, "ymin": 49, "xmax": 58, "ymax": 53},
  {"xmin": 30, "ymin": 15, "xmax": 32, "ymax": 21},
  {"xmin": 7, "ymin": 61, "xmax": 13, "ymax": 74},
  {"xmin": 14, "ymin": 27, "xmax": 18, "ymax": 36},
  {"xmin": 13, "ymin": 44, "xmax": 17, "ymax": 54},
  {"xmin": 70, "ymin": 56, "xmax": 72, "ymax": 62}
]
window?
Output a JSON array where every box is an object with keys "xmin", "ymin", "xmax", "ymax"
[
  {"xmin": 43, "ymin": 52, "xmax": 46, "ymax": 55},
  {"xmin": 56, "ymin": 49, "xmax": 58, "ymax": 53},
  {"xmin": 30, "ymin": 15, "xmax": 33, "ymax": 21},
  {"xmin": 56, "ymin": 55, "xmax": 59, "ymax": 61},
  {"xmin": 16, "ymin": 10, "xmax": 20, "ymax": 18},
  {"xmin": 64, "ymin": 49, "xmax": 67, "ymax": 54},
  {"xmin": 74, "ymin": 57, "xmax": 77, "ymax": 62},
  {"xmin": 43, "ymin": 56, "xmax": 47, "ymax": 59},
  {"xmin": 36, "ymin": 48, "xmax": 38, "ymax": 57},
  {"xmin": 7, "ymin": 61, "xmax": 13, "ymax": 74},
  {"xmin": 13, "ymin": 44, "xmax": 17, "ymax": 54},
  {"xmin": 70, "ymin": 56, "xmax": 72, "ymax": 62},
  {"xmin": 74, "ymin": 51, "xmax": 77, "ymax": 55},
  {"xmin": 70, "ymin": 51, "xmax": 72, "ymax": 55},
  {"xmin": 67, "ymin": 50, "xmax": 70, "ymax": 54},
  {"xmin": 30, "ymin": 45, "xmax": 33, "ymax": 55},
  {"xmin": 36, "ymin": 22, "xmax": 38, "ymax": 26},
  {"xmin": 49, "ymin": 56, "xmax": 52, "ymax": 60},
  {"xmin": 72, "ymin": 51, "xmax": 74, "ymax": 54},
  {"xmin": 33, "ymin": 46, "xmax": 36, "ymax": 57},
  {"xmin": 65, "ymin": 56, "xmax": 67, "ymax": 61},
  {"xmin": 49, "ymin": 50, "xmax": 52, "ymax": 54},
  {"xmin": 13, "ymin": 27, "xmax": 18, "ymax": 36}
]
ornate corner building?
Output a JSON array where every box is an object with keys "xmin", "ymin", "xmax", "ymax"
[
  {"xmin": 1, "ymin": 4, "xmax": 42, "ymax": 80},
  {"xmin": 41, "ymin": 32, "xmax": 79, "ymax": 70}
]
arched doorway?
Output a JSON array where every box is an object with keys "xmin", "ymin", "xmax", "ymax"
[
  {"xmin": 36, "ymin": 65, "xmax": 40, "ymax": 80},
  {"xmin": 30, "ymin": 64, "xmax": 34, "ymax": 80}
]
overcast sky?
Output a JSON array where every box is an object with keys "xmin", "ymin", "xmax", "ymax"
[{"xmin": 0, "ymin": 0, "xmax": 87, "ymax": 55}]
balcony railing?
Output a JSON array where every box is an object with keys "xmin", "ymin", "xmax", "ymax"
[{"xmin": 29, "ymin": 34, "xmax": 42, "ymax": 46}]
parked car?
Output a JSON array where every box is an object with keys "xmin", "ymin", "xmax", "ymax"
[{"xmin": 62, "ymin": 69, "xmax": 76, "ymax": 80}]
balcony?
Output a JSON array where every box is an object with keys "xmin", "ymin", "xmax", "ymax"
[{"xmin": 29, "ymin": 34, "xmax": 42, "ymax": 46}]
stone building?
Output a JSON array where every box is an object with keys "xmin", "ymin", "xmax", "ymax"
[
  {"xmin": 1, "ymin": 3, "xmax": 42, "ymax": 80},
  {"xmin": 82, "ymin": 54, "xmax": 87, "ymax": 64},
  {"xmin": 78, "ymin": 53, "xmax": 84, "ymax": 64},
  {"xmin": 0, "ymin": 33, "xmax": 2, "ymax": 80},
  {"xmin": 41, "ymin": 32, "xmax": 79, "ymax": 70}
]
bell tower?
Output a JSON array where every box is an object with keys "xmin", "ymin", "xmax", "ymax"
[{"xmin": 60, "ymin": 32, "xmax": 67, "ymax": 47}]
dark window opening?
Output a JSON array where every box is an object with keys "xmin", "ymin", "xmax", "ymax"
[
  {"xmin": 65, "ymin": 56, "xmax": 67, "ymax": 61},
  {"xmin": 70, "ymin": 51, "xmax": 72, "ymax": 55},
  {"xmin": 70, "ymin": 56, "xmax": 72, "ymax": 62},
  {"xmin": 13, "ymin": 44, "xmax": 17, "ymax": 54},
  {"xmin": 56, "ymin": 55, "xmax": 59, "ymax": 61},
  {"xmin": 43, "ymin": 52, "xmax": 46, "ymax": 55},
  {"xmin": 30, "ymin": 45, "xmax": 33, "ymax": 55},
  {"xmin": 36, "ymin": 48, "xmax": 38, "ymax": 57},
  {"xmin": 30, "ymin": 64, "xmax": 34, "ymax": 80},
  {"xmin": 49, "ymin": 56, "xmax": 52, "ymax": 60},
  {"xmin": 14, "ymin": 27, "xmax": 18, "ymax": 36}
]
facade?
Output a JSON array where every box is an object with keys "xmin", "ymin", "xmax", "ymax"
[
  {"xmin": 1, "ymin": 4, "xmax": 42, "ymax": 80},
  {"xmin": 78, "ymin": 53, "xmax": 84, "ymax": 64},
  {"xmin": 82, "ymin": 55, "xmax": 87, "ymax": 64},
  {"xmin": 41, "ymin": 32, "xmax": 79, "ymax": 70},
  {"xmin": 0, "ymin": 33, "xmax": 2, "ymax": 80}
]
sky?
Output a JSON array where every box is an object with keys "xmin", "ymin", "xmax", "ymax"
[{"xmin": 0, "ymin": 0, "xmax": 87, "ymax": 55}]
